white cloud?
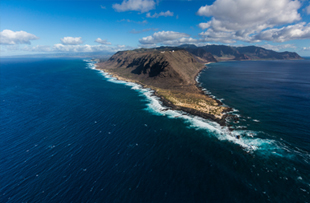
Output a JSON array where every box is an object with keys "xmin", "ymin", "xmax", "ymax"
[
  {"xmin": 302, "ymin": 47, "xmax": 310, "ymax": 51},
  {"xmin": 129, "ymin": 28, "xmax": 158, "ymax": 34},
  {"xmin": 197, "ymin": 0, "xmax": 303, "ymax": 43},
  {"xmin": 100, "ymin": 5, "xmax": 106, "ymax": 9},
  {"xmin": 118, "ymin": 19, "xmax": 148, "ymax": 24},
  {"xmin": 4, "ymin": 44, "xmax": 20, "ymax": 51},
  {"xmin": 95, "ymin": 38, "xmax": 111, "ymax": 45},
  {"xmin": 2, "ymin": 42, "xmax": 133, "ymax": 54},
  {"xmin": 60, "ymin": 37, "xmax": 83, "ymax": 45},
  {"xmin": 146, "ymin": 10, "xmax": 174, "ymax": 18},
  {"xmin": 0, "ymin": 29, "xmax": 39, "ymax": 45},
  {"xmin": 306, "ymin": 4, "xmax": 310, "ymax": 14},
  {"xmin": 139, "ymin": 31, "xmax": 190, "ymax": 44},
  {"xmin": 197, "ymin": 0, "xmax": 301, "ymax": 31},
  {"xmin": 52, "ymin": 44, "xmax": 130, "ymax": 53},
  {"xmin": 198, "ymin": 22, "xmax": 211, "ymax": 30},
  {"xmin": 117, "ymin": 45, "xmax": 126, "ymax": 48},
  {"xmin": 113, "ymin": 0, "xmax": 155, "ymax": 13},
  {"xmin": 259, "ymin": 44, "xmax": 296, "ymax": 51},
  {"xmin": 22, "ymin": 45, "xmax": 52, "ymax": 52},
  {"xmin": 178, "ymin": 37, "xmax": 198, "ymax": 44},
  {"xmin": 138, "ymin": 31, "xmax": 200, "ymax": 46},
  {"xmin": 6, "ymin": 44, "xmax": 130, "ymax": 53},
  {"xmin": 53, "ymin": 44, "xmax": 91, "ymax": 52},
  {"xmin": 254, "ymin": 22, "xmax": 310, "ymax": 42},
  {"xmin": 199, "ymin": 29, "xmax": 237, "ymax": 43}
]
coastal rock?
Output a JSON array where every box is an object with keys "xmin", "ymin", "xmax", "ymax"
[
  {"xmin": 98, "ymin": 48, "xmax": 229, "ymax": 124},
  {"xmin": 97, "ymin": 45, "xmax": 302, "ymax": 125}
]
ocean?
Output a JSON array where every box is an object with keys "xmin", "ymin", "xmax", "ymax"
[{"xmin": 1, "ymin": 58, "xmax": 309, "ymax": 202}]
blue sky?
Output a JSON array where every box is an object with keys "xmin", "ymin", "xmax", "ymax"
[{"xmin": 1, "ymin": 0, "xmax": 310, "ymax": 56}]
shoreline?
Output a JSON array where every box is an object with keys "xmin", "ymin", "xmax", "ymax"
[
  {"xmin": 95, "ymin": 63, "xmax": 233, "ymax": 126},
  {"xmin": 90, "ymin": 60, "xmax": 277, "ymax": 152}
]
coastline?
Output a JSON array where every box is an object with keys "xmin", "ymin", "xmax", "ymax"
[
  {"xmin": 95, "ymin": 63, "xmax": 232, "ymax": 126},
  {"xmin": 90, "ymin": 59, "xmax": 279, "ymax": 152}
]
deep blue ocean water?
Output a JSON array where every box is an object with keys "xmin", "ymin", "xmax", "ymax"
[{"xmin": 1, "ymin": 58, "xmax": 310, "ymax": 202}]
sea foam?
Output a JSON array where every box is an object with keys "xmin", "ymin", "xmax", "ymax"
[{"xmin": 86, "ymin": 60, "xmax": 280, "ymax": 153}]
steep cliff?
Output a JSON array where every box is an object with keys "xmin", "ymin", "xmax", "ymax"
[
  {"xmin": 98, "ymin": 48, "xmax": 228, "ymax": 123},
  {"xmin": 102, "ymin": 49, "xmax": 206, "ymax": 90}
]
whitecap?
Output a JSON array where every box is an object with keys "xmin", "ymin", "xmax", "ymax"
[{"xmin": 87, "ymin": 60, "xmax": 280, "ymax": 153}]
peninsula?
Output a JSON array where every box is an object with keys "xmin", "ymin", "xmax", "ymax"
[{"xmin": 96, "ymin": 45, "xmax": 302, "ymax": 125}]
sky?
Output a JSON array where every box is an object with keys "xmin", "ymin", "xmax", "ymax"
[{"xmin": 1, "ymin": 0, "xmax": 310, "ymax": 57}]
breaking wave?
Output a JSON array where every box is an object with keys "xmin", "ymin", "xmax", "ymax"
[{"xmin": 86, "ymin": 60, "xmax": 299, "ymax": 156}]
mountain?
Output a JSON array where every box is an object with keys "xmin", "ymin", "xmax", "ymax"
[
  {"xmin": 102, "ymin": 48, "xmax": 204, "ymax": 89},
  {"xmin": 179, "ymin": 44, "xmax": 302, "ymax": 61},
  {"xmin": 235, "ymin": 46, "xmax": 302, "ymax": 60},
  {"xmin": 182, "ymin": 47, "xmax": 218, "ymax": 63},
  {"xmin": 97, "ymin": 45, "xmax": 302, "ymax": 125},
  {"xmin": 97, "ymin": 48, "xmax": 229, "ymax": 124}
]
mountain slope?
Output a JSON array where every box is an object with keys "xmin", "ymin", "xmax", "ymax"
[
  {"xmin": 235, "ymin": 46, "xmax": 302, "ymax": 60},
  {"xmin": 97, "ymin": 45, "xmax": 302, "ymax": 124},
  {"xmin": 98, "ymin": 48, "xmax": 228, "ymax": 123},
  {"xmin": 179, "ymin": 44, "xmax": 302, "ymax": 61},
  {"xmin": 102, "ymin": 49, "xmax": 206, "ymax": 90}
]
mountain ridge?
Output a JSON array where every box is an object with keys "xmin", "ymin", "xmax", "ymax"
[
  {"xmin": 180, "ymin": 44, "xmax": 302, "ymax": 61},
  {"xmin": 98, "ymin": 48, "xmax": 229, "ymax": 124},
  {"xmin": 97, "ymin": 45, "xmax": 302, "ymax": 125}
]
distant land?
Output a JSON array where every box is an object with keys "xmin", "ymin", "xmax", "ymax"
[
  {"xmin": 97, "ymin": 45, "xmax": 302, "ymax": 125},
  {"xmin": 180, "ymin": 44, "xmax": 302, "ymax": 61}
]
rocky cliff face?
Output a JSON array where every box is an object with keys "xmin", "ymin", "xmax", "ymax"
[
  {"xmin": 102, "ymin": 49, "xmax": 205, "ymax": 90},
  {"xmin": 98, "ymin": 48, "xmax": 228, "ymax": 123},
  {"xmin": 96, "ymin": 45, "xmax": 303, "ymax": 124}
]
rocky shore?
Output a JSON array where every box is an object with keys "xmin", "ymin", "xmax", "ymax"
[
  {"xmin": 96, "ymin": 54, "xmax": 231, "ymax": 126},
  {"xmin": 94, "ymin": 43, "xmax": 301, "ymax": 126}
]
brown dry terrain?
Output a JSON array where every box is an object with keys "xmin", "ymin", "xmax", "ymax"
[{"xmin": 97, "ymin": 48, "xmax": 229, "ymax": 124}]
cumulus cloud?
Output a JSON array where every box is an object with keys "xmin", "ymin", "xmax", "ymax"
[
  {"xmin": 22, "ymin": 45, "xmax": 52, "ymax": 52},
  {"xmin": 51, "ymin": 44, "xmax": 130, "ymax": 53},
  {"xmin": 139, "ymin": 31, "xmax": 190, "ymax": 44},
  {"xmin": 302, "ymin": 47, "xmax": 310, "ymax": 51},
  {"xmin": 138, "ymin": 31, "xmax": 199, "ymax": 46},
  {"xmin": 0, "ymin": 29, "xmax": 39, "ymax": 45},
  {"xmin": 199, "ymin": 29, "xmax": 237, "ymax": 43},
  {"xmin": 129, "ymin": 28, "xmax": 158, "ymax": 34},
  {"xmin": 138, "ymin": 38, "xmax": 204, "ymax": 48},
  {"xmin": 95, "ymin": 38, "xmax": 111, "ymax": 45},
  {"xmin": 118, "ymin": 19, "xmax": 148, "ymax": 24},
  {"xmin": 197, "ymin": 0, "xmax": 301, "ymax": 31},
  {"xmin": 117, "ymin": 45, "xmax": 126, "ymax": 48},
  {"xmin": 113, "ymin": 0, "xmax": 155, "ymax": 13},
  {"xmin": 5, "ymin": 44, "xmax": 130, "ymax": 54},
  {"xmin": 254, "ymin": 22, "xmax": 310, "ymax": 42},
  {"xmin": 146, "ymin": 10, "xmax": 174, "ymax": 18},
  {"xmin": 306, "ymin": 4, "xmax": 310, "ymax": 14},
  {"xmin": 4, "ymin": 45, "xmax": 20, "ymax": 51},
  {"xmin": 259, "ymin": 44, "xmax": 296, "ymax": 51},
  {"xmin": 53, "ymin": 44, "xmax": 92, "ymax": 52},
  {"xmin": 60, "ymin": 37, "xmax": 83, "ymax": 45},
  {"xmin": 197, "ymin": 0, "xmax": 304, "ymax": 43},
  {"xmin": 2, "ymin": 41, "xmax": 132, "ymax": 54},
  {"xmin": 198, "ymin": 22, "xmax": 211, "ymax": 30}
]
